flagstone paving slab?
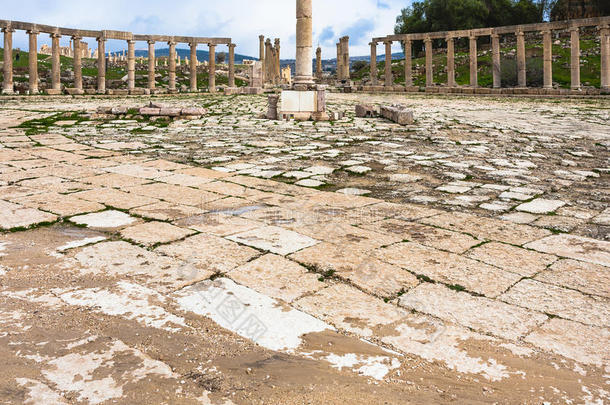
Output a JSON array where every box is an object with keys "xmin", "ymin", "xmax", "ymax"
[
  {"xmin": 376, "ymin": 242, "xmax": 521, "ymax": 298},
  {"xmin": 524, "ymin": 234, "xmax": 610, "ymax": 267},
  {"xmin": 399, "ymin": 283, "xmax": 547, "ymax": 340},
  {"xmin": 10, "ymin": 192, "xmax": 105, "ymax": 217},
  {"xmin": 516, "ymin": 199, "xmax": 566, "ymax": 214},
  {"xmin": 226, "ymin": 225, "xmax": 319, "ymax": 256},
  {"xmin": 535, "ymin": 259, "xmax": 610, "ymax": 298},
  {"xmin": 69, "ymin": 210, "xmax": 138, "ymax": 229},
  {"xmin": 524, "ymin": 318, "xmax": 610, "ymax": 367},
  {"xmin": 74, "ymin": 188, "xmax": 159, "ymax": 210},
  {"xmin": 465, "ymin": 242, "xmax": 557, "ymax": 277},
  {"xmin": 120, "ymin": 221, "xmax": 195, "ymax": 246},
  {"xmin": 228, "ymin": 254, "xmax": 324, "ymax": 303},
  {"xmin": 156, "ymin": 233, "xmax": 260, "ymax": 274},
  {"xmin": 500, "ymin": 279, "xmax": 610, "ymax": 327},
  {"xmin": 0, "ymin": 201, "xmax": 58, "ymax": 230},
  {"xmin": 130, "ymin": 202, "xmax": 205, "ymax": 221},
  {"xmin": 173, "ymin": 213, "xmax": 262, "ymax": 236}
]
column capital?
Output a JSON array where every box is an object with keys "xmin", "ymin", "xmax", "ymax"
[
  {"xmin": 167, "ymin": 41, "xmax": 176, "ymax": 46},
  {"xmin": 383, "ymin": 40, "xmax": 392, "ymax": 45},
  {"xmin": 50, "ymin": 33, "xmax": 61, "ymax": 39},
  {"xmin": 26, "ymin": 30, "xmax": 40, "ymax": 35},
  {"xmin": 127, "ymin": 39, "xmax": 135, "ymax": 45},
  {"xmin": 445, "ymin": 35, "xmax": 454, "ymax": 41},
  {"xmin": 402, "ymin": 38, "xmax": 412, "ymax": 45},
  {"xmin": 259, "ymin": 35, "xmax": 265, "ymax": 40},
  {"xmin": 2, "ymin": 27, "xmax": 15, "ymax": 33},
  {"xmin": 540, "ymin": 29, "xmax": 551, "ymax": 35},
  {"xmin": 228, "ymin": 43, "xmax": 236, "ymax": 49},
  {"xmin": 72, "ymin": 35, "xmax": 83, "ymax": 41},
  {"xmin": 491, "ymin": 32, "xmax": 500, "ymax": 39},
  {"xmin": 147, "ymin": 40, "xmax": 155, "ymax": 45},
  {"xmin": 96, "ymin": 37, "xmax": 106, "ymax": 42},
  {"xmin": 369, "ymin": 41, "xmax": 377, "ymax": 46},
  {"xmin": 189, "ymin": 42, "xmax": 197, "ymax": 47},
  {"xmin": 469, "ymin": 34, "xmax": 477, "ymax": 40},
  {"xmin": 424, "ymin": 36, "xmax": 432, "ymax": 43},
  {"xmin": 516, "ymin": 30, "xmax": 524, "ymax": 37},
  {"xmin": 569, "ymin": 26, "xmax": 580, "ymax": 33},
  {"xmin": 208, "ymin": 43, "xmax": 216, "ymax": 48},
  {"xmin": 598, "ymin": 24, "xmax": 609, "ymax": 32}
]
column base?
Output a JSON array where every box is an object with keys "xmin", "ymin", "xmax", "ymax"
[
  {"xmin": 45, "ymin": 89, "xmax": 63, "ymax": 95},
  {"xmin": 1, "ymin": 89, "xmax": 15, "ymax": 95},
  {"xmin": 66, "ymin": 88, "xmax": 85, "ymax": 95}
]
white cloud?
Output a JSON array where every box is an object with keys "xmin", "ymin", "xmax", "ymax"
[{"xmin": 3, "ymin": 0, "xmax": 410, "ymax": 57}]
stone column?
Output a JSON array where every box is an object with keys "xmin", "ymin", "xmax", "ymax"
[
  {"xmin": 369, "ymin": 42, "xmax": 378, "ymax": 85},
  {"xmin": 600, "ymin": 25, "xmax": 610, "ymax": 90},
  {"xmin": 341, "ymin": 36, "xmax": 350, "ymax": 80},
  {"xmin": 336, "ymin": 42, "xmax": 342, "ymax": 80},
  {"xmin": 208, "ymin": 43, "xmax": 216, "ymax": 93},
  {"xmin": 97, "ymin": 37, "xmax": 106, "ymax": 93},
  {"xmin": 168, "ymin": 41, "xmax": 176, "ymax": 92},
  {"xmin": 516, "ymin": 31, "xmax": 526, "ymax": 88},
  {"xmin": 491, "ymin": 33, "xmax": 501, "ymax": 88},
  {"xmin": 424, "ymin": 36, "xmax": 433, "ymax": 87},
  {"xmin": 228, "ymin": 43, "xmax": 236, "ymax": 88},
  {"xmin": 127, "ymin": 40, "xmax": 135, "ymax": 91},
  {"xmin": 265, "ymin": 39, "xmax": 273, "ymax": 84},
  {"xmin": 316, "ymin": 46, "xmax": 322, "ymax": 79},
  {"xmin": 542, "ymin": 30, "xmax": 553, "ymax": 89},
  {"xmin": 570, "ymin": 26, "xmax": 580, "ymax": 90},
  {"xmin": 274, "ymin": 38, "xmax": 281, "ymax": 84},
  {"xmin": 147, "ymin": 40, "xmax": 155, "ymax": 91},
  {"xmin": 446, "ymin": 36, "xmax": 455, "ymax": 87},
  {"xmin": 189, "ymin": 42, "xmax": 197, "ymax": 92},
  {"xmin": 259, "ymin": 35, "xmax": 265, "ymax": 83},
  {"xmin": 384, "ymin": 40, "xmax": 392, "ymax": 87},
  {"xmin": 51, "ymin": 33, "xmax": 61, "ymax": 91},
  {"xmin": 469, "ymin": 35, "xmax": 477, "ymax": 88},
  {"xmin": 73, "ymin": 36, "xmax": 83, "ymax": 91},
  {"xmin": 2, "ymin": 28, "xmax": 15, "ymax": 94},
  {"xmin": 404, "ymin": 39, "xmax": 412, "ymax": 87},
  {"xmin": 27, "ymin": 30, "xmax": 39, "ymax": 94},
  {"xmin": 294, "ymin": 0, "xmax": 314, "ymax": 85}
]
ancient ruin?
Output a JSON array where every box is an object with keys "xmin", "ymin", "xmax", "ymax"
[{"xmin": 0, "ymin": 1, "xmax": 609, "ymax": 404}]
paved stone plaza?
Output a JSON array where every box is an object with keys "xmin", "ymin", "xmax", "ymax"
[{"xmin": 0, "ymin": 93, "xmax": 609, "ymax": 404}]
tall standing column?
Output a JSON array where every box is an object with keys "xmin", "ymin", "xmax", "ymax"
[
  {"xmin": 542, "ymin": 30, "xmax": 553, "ymax": 89},
  {"xmin": 341, "ymin": 36, "xmax": 350, "ymax": 80},
  {"xmin": 127, "ymin": 40, "xmax": 135, "ymax": 91},
  {"xmin": 336, "ymin": 42, "xmax": 342, "ymax": 80},
  {"xmin": 294, "ymin": 0, "xmax": 314, "ymax": 85},
  {"xmin": 274, "ymin": 38, "xmax": 281, "ymax": 84},
  {"xmin": 97, "ymin": 37, "xmax": 106, "ymax": 93},
  {"xmin": 73, "ymin": 36, "xmax": 83, "ymax": 91},
  {"xmin": 147, "ymin": 40, "xmax": 156, "ymax": 91},
  {"xmin": 189, "ymin": 42, "xmax": 198, "ymax": 92},
  {"xmin": 28, "ymin": 30, "xmax": 39, "ymax": 94},
  {"xmin": 570, "ymin": 26, "xmax": 580, "ymax": 90},
  {"xmin": 600, "ymin": 25, "xmax": 610, "ymax": 90},
  {"xmin": 51, "ymin": 34, "xmax": 61, "ymax": 91},
  {"xmin": 384, "ymin": 40, "xmax": 393, "ymax": 87},
  {"xmin": 469, "ymin": 35, "xmax": 477, "ymax": 88},
  {"xmin": 208, "ymin": 43, "xmax": 216, "ymax": 93},
  {"xmin": 491, "ymin": 33, "xmax": 501, "ymax": 88},
  {"xmin": 316, "ymin": 46, "xmax": 322, "ymax": 79},
  {"xmin": 265, "ymin": 39, "xmax": 273, "ymax": 84},
  {"xmin": 369, "ymin": 42, "xmax": 378, "ymax": 85},
  {"xmin": 259, "ymin": 35, "xmax": 265, "ymax": 83},
  {"xmin": 2, "ymin": 28, "xmax": 14, "ymax": 94},
  {"xmin": 168, "ymin": 41, "xmax": 176, "ymax": 92},
  {"xmin": 424, "ymin": 36, "xmax": 433, "ymax": 87},
  {"xmin": 228, "ymin": 43, "xmax": 236, "ymax": 88},
  {"xmin": 404, "ymin": 39, "xmax": 412, "ymax": 87},
  {"xmin": 446, "ymin": 36, "xmax": 455, "ymax": 87},
  {"xmin": 516, "ymin": 31, "xmax": 526, "ymax": 88}
]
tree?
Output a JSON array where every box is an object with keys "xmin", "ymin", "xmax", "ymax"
[{"xmin": 216, "ymin": 52, "xmax": 226, "ymax": 64}]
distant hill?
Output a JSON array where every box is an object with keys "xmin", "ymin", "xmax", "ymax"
[{"xmin": 125, "ymin": 48, "xmax": 256, "ymax": 64}]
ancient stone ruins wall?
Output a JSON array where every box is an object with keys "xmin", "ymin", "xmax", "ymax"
[
  {"xmin": 366, "ymin": 16, "xmax": 610, "ymax": 95},
  {"xmin": 0, "ymin": 19, "xmax": 236, "ymax": 95}
]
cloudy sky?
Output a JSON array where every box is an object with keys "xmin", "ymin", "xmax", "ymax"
[{"xmin": 3, "ymin": 0, "xmax": 411, "ymax": 58}]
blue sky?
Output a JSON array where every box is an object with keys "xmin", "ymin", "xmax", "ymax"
[{"xmin": 2, "ymin": 0, "xmax": 411, "ymax": 58}]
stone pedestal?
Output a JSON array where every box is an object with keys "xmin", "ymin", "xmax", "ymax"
[
  {"xmin": 384, "ymin": 40, "xmax": 392, "ymax": 87},
  {"xmin": 208, "ymin": 44, "xmax": 216, "ymax": 93},
  {"xmin": 267, "ymin": 94, "xmax": 279, "ymax": 119},
  {"xmin": 542, "ymin": 30, "xmax": 553, "ymax": 89},
  {"xmin": 279, "ymin": 87, "xmax": 328, "ymax": 121},
  {"xmin": 148, "ymin": 41, "xmax": 156, "ymax": 91},
  {"xmin": 51, "ymin": 34, "xmax": 61, "ymax": 91},
  {"xmin": 27, "ymin": 30, "xmax": 38, "ymax": 94},
  {"xmin": 491, "ymin": 33, "xmax": 501, "ymax": 88},
  {"xmin": 570, "ymin": 27, "xmax": 580, "ymax": 90},
  {"xmin": 97, "ymin": 38, "xmax": 106, "ymax": 93},
  {"xmin": 516, "ymin": 31, "xmax": 526, "ymax": 88},
  {"xmin": 469, "ymin": 35, "xmax": 478, "ymax": 88}
]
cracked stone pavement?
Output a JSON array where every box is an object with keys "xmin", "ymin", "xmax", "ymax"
[{"xmin": 0, "ymin": 93, "xmax": 608, "ymax": 404}]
